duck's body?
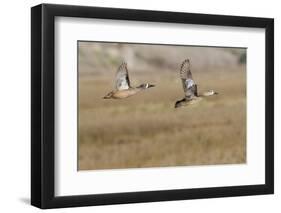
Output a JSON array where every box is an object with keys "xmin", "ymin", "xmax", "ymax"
[
  {"xmin": 103, "ymin": 62, "xmax": 155, "ymax": 99},
  {"xmin": 175, "ymin": 96, "xmax": 203, "ymax": 108},
  {"xmin": 175, "ymin": 59, "xmax": 218, "ymax": 108},
  {"xmin": 110, "ymin": 89, "xmax": 138, "ymax": 99},
  {"xmin": 106, "ymin": 84, "xmax": 152, "ymax": 99}
]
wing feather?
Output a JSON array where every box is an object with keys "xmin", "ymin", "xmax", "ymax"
[
  {"xmin": 180, "ymin": 59, "xmax": 198, "ymax": 99},
  {"xmin": 180, "ymin": 59, "xmax": 193, "ymax": 80},
  {"xmin": 115, "ymin": 62, "xmax": 131, "ymax": 91}
]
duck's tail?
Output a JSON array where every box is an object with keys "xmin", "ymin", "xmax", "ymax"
[{"xmin": 174, "ymin": 98, "xmax": 186, "ymax": 108}]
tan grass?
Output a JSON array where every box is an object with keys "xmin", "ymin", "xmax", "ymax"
[{"xmin": 78, "ymin": 67, "xmax": 246, "ymax": 170}]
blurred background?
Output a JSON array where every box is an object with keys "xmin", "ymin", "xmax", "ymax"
[
  {"xmin": 78, "ymin": 41, "xmax": 246, "ymax": 170},
  {"xmin": 79, "ymin": 42, "xmax": 246, "ymax": 75}
]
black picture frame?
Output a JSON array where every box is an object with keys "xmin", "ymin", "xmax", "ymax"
[{"xmin": 31, "ymin": 3, "xmax": 274, "ymax": 209}]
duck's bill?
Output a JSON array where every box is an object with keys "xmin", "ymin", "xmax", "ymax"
[{"xmin": 148, "ymin": 84, "xmax": 155, "ymax": 88}]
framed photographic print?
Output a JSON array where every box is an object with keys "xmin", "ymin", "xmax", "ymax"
[{"xmin": 31, "ymin": 3, "xmax": 274, "ymax": 209}]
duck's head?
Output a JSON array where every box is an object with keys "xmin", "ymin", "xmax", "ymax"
[
  {"xmin": 103, "ymin": 91, "xmax": 114, "ymax": 99},
  {"xmin": 137, "ymin": 83, "xmax": 155, "ymax": 89}
]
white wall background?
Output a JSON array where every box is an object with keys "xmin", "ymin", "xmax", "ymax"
[{"xmin": 0, "ymin": 0, "xmax": 279, "ymax": 212}]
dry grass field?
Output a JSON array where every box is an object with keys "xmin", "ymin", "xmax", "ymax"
[{"xmin": 78, "ymin": 66, "xmax": 246, "ymax": 170}]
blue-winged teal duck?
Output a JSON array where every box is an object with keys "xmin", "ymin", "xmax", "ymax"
[
  {"xmin": 175, "ymin": 59, "xmax": 218, "ymax": 108},
  {"xmin": 103, "ymin": 62, "xmax": 155, "ymax": 99}
]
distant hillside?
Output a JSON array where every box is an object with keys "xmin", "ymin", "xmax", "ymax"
[{"xmin": 78, "ymin": 42, "xmax": 246, "ymax": 75}]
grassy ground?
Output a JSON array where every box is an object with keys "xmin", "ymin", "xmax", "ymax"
[{"xmin": 78, "ymin": 67, "xmax": 246, "ymax": 170}]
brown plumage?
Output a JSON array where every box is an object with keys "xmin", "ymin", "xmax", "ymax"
[
  {"xmin": 103, "ymin": 62, "xmax": 155, "ymax": 99},
  {"xmin": 175, "ymin": 59, "xmax": 218, "ymax": 108}
]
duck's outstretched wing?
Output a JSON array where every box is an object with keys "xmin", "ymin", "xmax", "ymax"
[
  {"xmin": 115, "ymin": 62, "xmax": 131, "ymax": 91},
  {"xmin": 180, "ymin": 59, "xmax": 198, "ymax": 99}
]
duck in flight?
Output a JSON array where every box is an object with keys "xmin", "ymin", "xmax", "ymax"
[
  {"xmin": 103, "ymin": 62, "xmax": 155, "ymax": 99},
  {"xmin": 175, "ymin": 59, "xmax": 218, "ymax": 108}
]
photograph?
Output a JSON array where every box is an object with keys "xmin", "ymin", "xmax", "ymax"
[
  {"xmin": 30, "ymin": 3, "xmax": 274, "ymax": 209},
  {"xmin": 78, "ymin": 41, "xmax": 247, "ymax": 171}
]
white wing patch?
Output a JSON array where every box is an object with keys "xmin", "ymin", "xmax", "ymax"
[
  {"xmin": 115, "ymin": 62, "xmax": 131, "ymax": 91},
  {"xmin": 118, "ymin": 80, "xmax": 130, "ymax": 90},
  {"xmin": 186, "ymin": 79, "xmax": 195, "ymax": 89}
]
